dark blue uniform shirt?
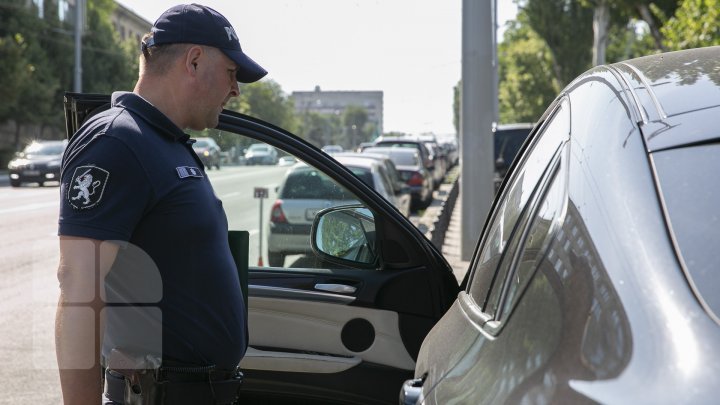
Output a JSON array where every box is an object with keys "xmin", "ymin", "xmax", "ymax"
[{"xmin": 59, "ymin": 92, "xmax": 246, "ymax": 369}]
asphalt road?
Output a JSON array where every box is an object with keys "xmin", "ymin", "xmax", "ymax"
[{"xmin": 0, "ymin": 165, "xmax": 288, "ymax": 403}]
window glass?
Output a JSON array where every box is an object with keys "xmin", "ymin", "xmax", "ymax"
[
  {"xmin": 653, "ymin": 144, "xmax": 720, "ymax": 319},
  {"xmin": 467, "ymin": 99, "xmax": 569, "ymax": 315},
  {"xmin": 190, "ymin": 129, "xmax": 361, "ymax": 269},
  {"xmin": 499, "ymin": 162, "xmax": 566, "ymax": 321}
]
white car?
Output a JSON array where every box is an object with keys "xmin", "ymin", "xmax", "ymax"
[
  {"xmin": 267, "ymin": 163, "xmax": 357, "ymax": 267},
  {"xmin": 244, "ymin": 143, "xmax": 278, "ymax": 165},
  {"xmin": 333, "ymin": 154, "xmax": 412, "ymax": 217}
]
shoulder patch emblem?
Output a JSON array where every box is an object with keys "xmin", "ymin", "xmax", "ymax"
[
  {"xmin": 68, "ymin": 166, "xmax": 109, "ymax": 210},
  {"xmin": 176, "ymin": 166, "xmax": 204, "ymax": 179}
]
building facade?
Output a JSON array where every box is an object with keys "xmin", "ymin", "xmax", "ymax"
[{"xmin": 292, "ymin": 86, "xmax": 384, "ymax": 136}]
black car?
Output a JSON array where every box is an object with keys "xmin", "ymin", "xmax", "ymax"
[
  {"xmin": 396, "ymin": 46, "xmax": 720, "ymax": 404},
  {"xmin": 493, "ymin": 122, "xmax": 533, "ymax": 191},
  {"xmin": 8, "ymin": 140, "xmax": 67, "ymax": 187},
  {"xmin": 191, "ymin": 136, "xmax": 222, "ymax": 169}
]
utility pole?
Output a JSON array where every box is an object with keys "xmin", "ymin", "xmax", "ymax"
[
  {"xmin": 460, "ymin": 0, "xmax": 496, "ymax": 260},
  {"xmin": 73, "ymin": 0, "xmax": 84, "ymax": 93}
]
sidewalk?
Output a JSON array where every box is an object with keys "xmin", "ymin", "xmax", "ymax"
[
  {"xmin": 413, "ymin": 165, "xmax": 470, "ymax": 283},
  {"xmin": 440, "ymin": 196, "xmax": 470, "ymax": 282}
]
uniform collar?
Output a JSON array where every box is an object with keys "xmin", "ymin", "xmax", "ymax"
[{"xmin": 111, "ymin": 91, "xmax": 190, "ymax": 143}]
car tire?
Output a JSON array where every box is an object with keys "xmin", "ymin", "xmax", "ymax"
[
  {"xmin": 10, "ymin": 179, "xmax": 21, "ymax": 188},
  {"xmin": 268, "ymin": 253, "xmax": 285, "ymax": 267}
]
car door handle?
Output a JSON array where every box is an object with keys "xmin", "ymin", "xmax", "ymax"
[{"xmin": 314, "ymin": 283, "xmax": 357, "ymax": 294}]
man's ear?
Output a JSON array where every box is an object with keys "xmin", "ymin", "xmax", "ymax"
[{"xmin": 185, "ymin": 45, "xmax": 204, "ymax": 77}]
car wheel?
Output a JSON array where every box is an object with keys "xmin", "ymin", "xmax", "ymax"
[
  {"xmin": 10, "ymin": 179, "xmax": 21, "ymax": 188},
  {"xmin": 38, "ymin": 181, "xmax": 44, "ymax": 187},
  {"xmin": 268, "ymin": 253, "xmax": 285, "ymax": 267},
  {"xmin": 216, "ymin": 162, "xmax": 221, "ymax": 170}
]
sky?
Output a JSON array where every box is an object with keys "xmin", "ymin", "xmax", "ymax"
[{"xmin": 116, "ymin": 1, "xmax": 518, "ymax": 136}]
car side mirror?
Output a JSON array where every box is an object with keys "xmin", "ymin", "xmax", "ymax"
[
  {"xmin": 495, "ymin": 157, "xmax": 507, "ymax": 171},
  {"xmin": 311, "ymin": 205, "xmax": 378, "ymax": 267}
]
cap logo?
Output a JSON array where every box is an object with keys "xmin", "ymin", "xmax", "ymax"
[
  {"xmin": 225, "ymin": 27, "xmax": 238, "ymax": 42},
  {"xmin": 68, "ymin": 165, "xmax": 109, "ymax": 210}
]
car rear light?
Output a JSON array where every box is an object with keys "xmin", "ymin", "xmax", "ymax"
[
  {"xmin": 407, "ymin": 172, "xmax": 424, "ymax": 186},
  {"xmin": 270, "ymin": 200, "xmax": 287, "ymax": 223}
]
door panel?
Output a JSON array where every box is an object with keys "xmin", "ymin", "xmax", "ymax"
[{"xmin": 243, "ymin": 297, "xmax": 416, "ymax": 370}]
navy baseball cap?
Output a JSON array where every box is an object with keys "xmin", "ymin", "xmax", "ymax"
[{"xmin": 143, "ymin": 3, "xmax": 267, "ymax": 83}]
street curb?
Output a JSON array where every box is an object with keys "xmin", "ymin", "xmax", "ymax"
[{"xmin": 414, "ymin": 165, "xmax": 460, "ymax": 249}]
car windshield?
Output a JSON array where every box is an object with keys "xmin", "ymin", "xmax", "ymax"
[
  {"xmin": 25, "ymin": 142, "xmax": 64, "ymax": 156},
  {"xmin": 249, "ymin": 145, "xmax": 268, "ymax": 152},
  {"xmin": 653, "ymin": 143, "xmax": 720, "ymax": 320},
  {"xmin": 193, "ymin": 140, "xmax": 209, "ymax": 148}
]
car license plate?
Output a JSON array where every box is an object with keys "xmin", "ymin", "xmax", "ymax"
[
  {"xmin": 23, "ymin": 170, "xmax": 40, "ymax": 176},
  {"xmin": 305, "ymin": 208, "xmax": 320, "ymax": 220}
]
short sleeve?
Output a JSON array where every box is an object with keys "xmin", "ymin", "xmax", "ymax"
[{"xmin": 59, "ymin": 135, "xmax": 153, "ymax": 241}]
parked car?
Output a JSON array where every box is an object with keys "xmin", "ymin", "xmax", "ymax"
[
  {"xmin": 363, "ymin": 146, "xmax": 434, "ymax": 209},
  {"xmin": 373, "ymin": 137, "xmax": 443, "ymax": 189},
  {"xmin": 191, "ymin": 137, "xmax": 221, "ymax": 170},
  {"xmin": 493, "ymin": 122, "xmax": 533, "ymax": 191},
  {"xmin": 333, "ymin": 154, "xmax": 412, "ymax": 217},
  {"xmin": 7, "ymin": 140, "xmax": 66, "ymax": 187},
  {"xmin": 395, "ymin": 46, "xmax": 720, "ymax": 404},
  {"xmin": 267, "ymin": 163, "xmax": 358, "ymax": 267},
  {"xmin": 244, "ymin": 143, "xmax": 278, "ymax": 165}
]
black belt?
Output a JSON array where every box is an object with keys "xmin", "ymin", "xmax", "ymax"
[{"xmin": 105, "ymin": 367, "xmax": 243, "ymax": 405}]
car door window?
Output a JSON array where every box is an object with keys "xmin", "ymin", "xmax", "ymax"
[
  {"xmin": 467, "ymin": 98, "xmax": 570, "ymax": 318},
  {"xmin": 189, "ymin": 129, "xmax": 361, "ymax": 269},
  {"xmin": 496, "ymin": 153, "xmax": 567, "ymax": 323}
]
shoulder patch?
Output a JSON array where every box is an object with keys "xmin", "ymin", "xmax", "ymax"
[
  {"xmin": 176, "ymin": 166, "xmax": 204, "ymax": 179},
  {"xmin": 68, "ymin": 165, "xmax": 110, "ymax": 210}
]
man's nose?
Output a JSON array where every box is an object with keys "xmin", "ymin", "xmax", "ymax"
[{"xmin": 230, "ymin": 80, "xmax": 240, "ymax": 98}]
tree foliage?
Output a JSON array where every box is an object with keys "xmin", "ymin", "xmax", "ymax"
[
  {"xmin": 661, "ymin": 0, "xmax": 720, "ymax": 50},
  {"xmin": 498, "ymin": 18, "xmax": 560, "ymax": 123},
  {"xmin": 521, "ymin": 0, "xmax": 595, "ymax": 86},
  {"xmin": 0, "ymin": 0, "xmax": 137, "ymax": 149}
]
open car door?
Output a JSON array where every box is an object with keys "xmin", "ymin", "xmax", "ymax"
[{"xmin": 64, "ymin": 93, "xmax": 460, "ymax": 404}]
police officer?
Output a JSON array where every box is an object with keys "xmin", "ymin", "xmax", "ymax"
[{"xmin": 55, "ymin": 4, "xmax": 267, "ymax": 404}]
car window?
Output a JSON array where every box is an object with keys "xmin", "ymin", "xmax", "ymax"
[
  {"xmin": 652, "ymin": 143, "xmax": 720, "ymax": 320},
  {"xmin": 196, "ymin": 129, "xmax": 362, "ymax": 269},
  {"xmin": 467, "ymin": 99, "xmax": 570, "ymax": 315},
  {"xmin": 495, "ymin": 157, "xmax": 567, "ymax": 322}
]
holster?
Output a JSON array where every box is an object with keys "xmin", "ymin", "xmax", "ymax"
[{"xmin": 105, "ymin": 349, "xmax": 243, "ymax": 405}]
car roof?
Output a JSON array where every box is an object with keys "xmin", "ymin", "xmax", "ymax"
[
  {"xmin": 333, "ymin": 155, "xmax": 381, "ymax": 170},
  {"xmin": 600, "ymin": 46, "xmax": 720, "ymax": 152}
]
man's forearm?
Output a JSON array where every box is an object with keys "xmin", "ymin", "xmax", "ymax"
[
  {"xmin": 56, "ymin": 238, "xmax": 118, "ymax": 404},
  {"xmin": 55, "ymin": 299, "xmax": 102, "ymax": 404}
]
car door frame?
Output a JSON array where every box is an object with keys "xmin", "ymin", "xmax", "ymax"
[{"xmin": 63, "ymin": 93, "xmax": 460, "ymax": 404}]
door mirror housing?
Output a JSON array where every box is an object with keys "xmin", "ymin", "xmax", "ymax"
[{"xmin": 311, "ymin": 205, "xmax": 378, "ymax": 267}]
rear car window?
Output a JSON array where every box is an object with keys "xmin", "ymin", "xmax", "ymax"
[
  {"xmin": 280, "ymin": 169, "xmax": 351, "ymax": 200},
  {"xmin": 653, "ymin": 144, "xmax": 720, "ymax": 320}
]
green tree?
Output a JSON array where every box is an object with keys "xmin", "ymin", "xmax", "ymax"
[
  {"xmin": 0, "ymin": 1, "xmax": 59, "ymax": 149},
  {"xmin": 342, "ymin": 105, "xmax": 369, "ymax": 149},
  {"xmin": 82, "ymin": 0, "xmax": 137, "ymax": 94},
  {"xmin": 297, "ymin": 111, "xmax": 342, "ymax": 147},
  {"xmin": 661, "ymin": 0, "xmax": 720, "ymax": 50},
  {"xmin": 498, "ymin": 18, "xmax": 559, "ymax": 123},
  {"xmin": 521, "ymin": 0, "xmax": 595, "ymax": 86}
]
